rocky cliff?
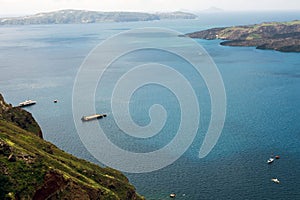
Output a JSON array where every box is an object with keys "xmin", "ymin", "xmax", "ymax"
[
  {"xmin": 0, "ymin": 94, "xmax": 42, "ymax": 138},
  {"xmin": 186, "ymin": 20, "xmax": 300, "ymax": 52},
  {"xmin": 0, "ymin": 94, "xmax": 144, "ymax": 200}
]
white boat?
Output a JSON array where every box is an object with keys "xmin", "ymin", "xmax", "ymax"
[
  {"xmin": 18, "ymin": 100, "xmax": 36, "ymax": 107},
  {"xmin": 271, "ymin": 178, "xmax": 280, "ymax": 184},
  {"xmin": 81, "ymin": 113, "xmax": 107, "ymax": 121},
  {"xmin": 267, "ymin": 157, "xmax": 274, "ymax": 164}
]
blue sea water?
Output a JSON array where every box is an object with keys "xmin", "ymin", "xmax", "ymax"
[{"xmin": 0, "ymin": 12, "xmax": 300, "ymax": 199}]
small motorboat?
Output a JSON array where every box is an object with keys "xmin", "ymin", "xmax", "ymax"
[
  {"xmin": 267, "ymin": 157, "xmax": 274, "ymax": 164},
  {"xmin": 170, "ymin": 193, "xmax": 176, "ymax": 198},
  {"xmin": 271, "ymin": 178, "xmax": 280, "ymax": 184},
  {"xmin": 53, "ymin": 99, "xmax": 58, "ymax": 103},
  {"xmin": 275, "ymin": 155, "xmax": 280, "ymax": 159}
]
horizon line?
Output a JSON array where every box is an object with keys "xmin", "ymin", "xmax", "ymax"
[{"xmin": 1, "ymin": 8, "xmax": 300, "ymax": 18}]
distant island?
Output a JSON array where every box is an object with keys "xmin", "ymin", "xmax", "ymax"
[
  {"xmin": 0, "ymin": 9, "xmax": 197, "ymax": 25},
  {"xmin": 186, "ymin": 20, "xmax": 300, "ymax": 52}
]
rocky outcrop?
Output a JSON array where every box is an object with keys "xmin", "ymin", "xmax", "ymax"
[
  {"xmin": 0, "ymin": 94, "xmax": 42, "ymax": 138},
  {"xmin": 0, "ymin": 94, "xmax": 144, "ymax": 200},
  {"xmin": 186, "ymin": 20, "xmax": 300, "ymax": 52}
]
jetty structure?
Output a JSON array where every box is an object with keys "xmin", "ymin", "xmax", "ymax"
[{"xmin": 81, "ymin": 113, "xmax": 107, "ymax": 121}]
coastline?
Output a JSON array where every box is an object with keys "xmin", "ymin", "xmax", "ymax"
[{"xmin": 185, "ymin": 20, "xmax": 300, "ymax": 52}]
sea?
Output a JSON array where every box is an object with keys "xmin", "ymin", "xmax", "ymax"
[{"xmin": 0, "ymin": 11, "xmax": 300, "ymax": 199}]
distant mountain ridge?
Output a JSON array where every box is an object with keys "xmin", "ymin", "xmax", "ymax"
[{"xmin": 0, "ymin": 9, "xmax": 197, "ymax": 25}]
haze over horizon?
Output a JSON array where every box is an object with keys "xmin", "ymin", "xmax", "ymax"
[{"xmin": 0, "ymin": 0, "xmax": 299, "ymax": 17}]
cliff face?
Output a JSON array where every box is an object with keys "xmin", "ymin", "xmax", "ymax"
[
  {"xmin": 0, "ymin": 94, "xmax": 42, "ymax": 138},
  {"xmin": 186, "ymin": 20, "xmax": 300, "ymax": 52},
  {"xmin": 0, "ymin": 94, "xmax": 144, "ymax": 200}
]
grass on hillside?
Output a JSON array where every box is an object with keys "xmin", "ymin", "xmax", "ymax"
[{"xmin": 0, "ymin": 119, "xmax": 142, "ymax": 199}]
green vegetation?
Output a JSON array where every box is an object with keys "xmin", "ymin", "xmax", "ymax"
[
  {"xmin": 0, "ymin": 94, "xmax": 143, "ymax": 200},
  {"xmin": 0, "ymin": 94, "xmax": 42, "ymax": 138},
  {"xmin": 246, "ymin": 33, "xmax": 262, "ymax": 40},
  {"xmin": 282, "ymin": 20, "xmax": 300, "ymax": 25}
]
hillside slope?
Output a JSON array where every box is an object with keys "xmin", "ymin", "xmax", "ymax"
[
  {"xmin": 0, "ymin": 94, "xmax": 42, "ymax": 138},
  {"xmin": 0, "ymin": 94, "xmax": 144, "ymax": 200},
  {"xmin": 186, "ymin": 20, "xmax": 300, "ymax": 52}
]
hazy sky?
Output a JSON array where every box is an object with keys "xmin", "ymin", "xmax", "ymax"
[{"xmin": 0, "ymin": 0, "xmax": 299, "ymax": 16}]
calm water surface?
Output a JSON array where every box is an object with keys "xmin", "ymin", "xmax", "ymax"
[{"xmin": 0, "ymin": 12, "xmax": 299, "ymax": 199}]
